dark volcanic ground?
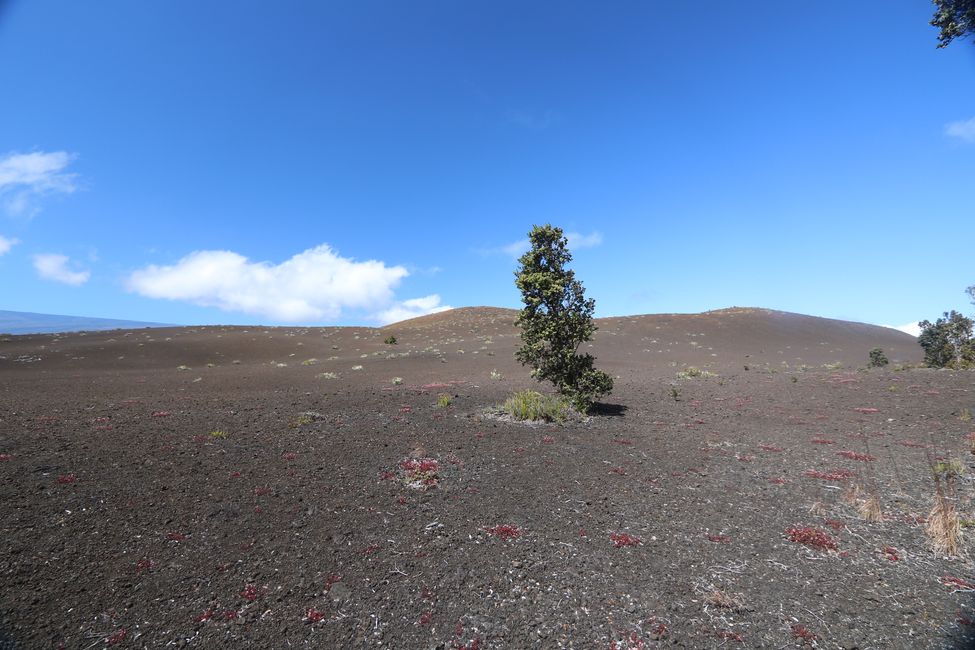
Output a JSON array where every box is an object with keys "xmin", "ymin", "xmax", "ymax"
[{"xmin": 2, "ymin": 308, "xmax": 975, "ymax": 649}]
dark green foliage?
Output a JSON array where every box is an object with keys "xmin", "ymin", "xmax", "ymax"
[
  {"xmin": 918, "ymin": 311, "xmax": 975, "ymax": 368},
  {"xmin": 868, "ymin": 348, "xmax": 889, "ymax": 368},
  {"xmin": 514, "ymin": 225, "xmax": 613, "ymax": 412},
  {"xmin": 384, "ymin": 335, "xmax": 397, "ymax": 345},
  {"xmin": 931, "ymin": 0, "xmax": 975, "ymax": 47}
]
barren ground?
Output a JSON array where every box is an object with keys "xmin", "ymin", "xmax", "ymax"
[{"xmin": 2, "ymin": 307, "xmax": 974, "ymax": 649}]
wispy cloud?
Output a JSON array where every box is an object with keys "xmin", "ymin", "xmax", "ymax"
[
  {"xmin": 376, "ymin": 295, "xmax": 452, "ymax": 325},
  {"xmin": 504, "ymin": 109, "xmax": 558, "ymax": 130},
  {"xmin": 498, "ymin": 230, "xmax": 604, "ymax": 258},
  {"xmin": 0, "ymin": 151, "xmax": 78, "ymax": 217},
  {"xmin": 126, "ymin": 244, "xmax": 447, "ymax": 323},
  {"xmin": 0, "ymin": 235, "xmax": 18, "ymax": 256},
  {"xmin": 945, "ymin": 117, "xmax": 975, "ymax": 143},
  {"xmin": 33, "ymin": 253, "xmax": 90, "ymax": 285}
]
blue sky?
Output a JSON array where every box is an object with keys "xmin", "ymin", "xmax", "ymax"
[{"xmin": 0, "ymin": 1, "xmax": 973, "ymax": 332}]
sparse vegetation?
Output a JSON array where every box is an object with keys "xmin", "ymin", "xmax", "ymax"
[
  {"xmin": 436, "ymin": 393, "xmax": 452, "ymax": 408},
  {"xmin": 384, "ymin": 335, "xmax": 397, "ymax": 345},
  {"xmin": 514, "ymin": 224, "xmax": 613, "ymax": 412},
  {"xmin": 675, "ymin": 366, "xmax": 717, "ymax": 379},
  {"xmin": 501, "ymin": 390, "xmax": 569, "ymax": 423}
]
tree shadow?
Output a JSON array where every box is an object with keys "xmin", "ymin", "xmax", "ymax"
[{"xmin": 590, "ymin": 402, "xmax": 628, "ymax": 417}]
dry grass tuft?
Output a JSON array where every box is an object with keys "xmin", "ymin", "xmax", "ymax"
[
  {"xmin": 842, "ymin": 482, "xmax": 861, "ymax": 505},
  {"xmin": 858, "ymin": 495, "xmax": 883, "ymax": 522},
  {"xmin": 808, "ymin": 500, "xmax": 827, "ymax": 516},
  {"xmin": 927, "ymin": 494, "xmax": 962, "ymax": 556},
  {"xmin": 705, "ymin": 590, "xmax": 746, "ymax": 612}
]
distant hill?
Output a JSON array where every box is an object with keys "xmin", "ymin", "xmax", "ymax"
[{"xmin": 0, "ymin": 310, "xmax": 172, "ymax": 335}]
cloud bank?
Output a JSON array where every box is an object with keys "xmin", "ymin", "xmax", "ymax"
[
  {"xmin": 945, "ymin": 117, "xmax": 975, "ymax": 143},
  {"xmin": 33, "ymin": 253, "xmax": 90, "ymax": 285},
  {"xmin": 126, "ymin": 244, "xmax": 450, "ymax": 323},
  {"xmin": 0, "ymin": 151, "xmax": 78, "ymax": 217}
]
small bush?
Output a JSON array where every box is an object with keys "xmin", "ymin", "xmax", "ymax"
[
  {"xmin": 437, "ymin": 393, "xmax": 452, "ymax": 408},
  {"xmin": 868, "ymin": 348, "xmax": 889, "ymax": 368},
  {"xmin": 502, "ymin": 390, "xmax": 569, "ymax": 423},
  {"xmin": 384, "ymin": 335, "xmax": 398, "ymax": 345},
  {"xmin": 675, "ymin": 366, "xmax": 717, "ymax": 379}
]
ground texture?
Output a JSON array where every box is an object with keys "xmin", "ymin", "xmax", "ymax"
[{"xmin": 2, "ymin": 307, "xmax": 974, "ymax": 649}]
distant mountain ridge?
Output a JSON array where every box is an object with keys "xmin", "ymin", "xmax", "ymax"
[{"xmin": 0, "ymin": 310, "xmax": 172, "ymax": 335}]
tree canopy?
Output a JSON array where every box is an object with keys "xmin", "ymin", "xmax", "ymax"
[{"xmin": 931, "ymin": 0, "xmax": 975, "ymax": 47}]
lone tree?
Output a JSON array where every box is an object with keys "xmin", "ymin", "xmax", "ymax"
[
  {"xmin": 514, "ymin": 224, "xmax": 613, "ymax": 412},
  {"xmin": 931, "ymin": 0, "xmax": 975, "ymax": 47},
  {"xmin": 918, "ymin": 310, "xmax": 975, "ymax": 368}
]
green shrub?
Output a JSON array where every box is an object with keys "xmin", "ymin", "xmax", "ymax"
[
  {"xmin": 384, "ymin": 335, "xmax": 398, "ymax": 345},
  {"xmin": 502, "ymin": 390, "xmax": 569, "ymax": 423},
  {"xmin": 437, "ymin": 393, "xmax": 452, "ymax": 408},
  {"xmin": 868, "ymin": 348, "xmax": 889, "ymax": 368}
]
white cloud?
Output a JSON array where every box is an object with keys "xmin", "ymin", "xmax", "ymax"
[
  {"xmin": 0, "ymin": 235, "xmax": 18, "ymax": 255},
  {"xmin": 0, "ymin": 151, "xmax": 78, "ymax": 217},
  {"xmin": 376, "ymin": 294, "xmax": 452, "ymax": 325},
  {"xmin": 881, "ymin": 321, "xmax": 921, "ymax": 337},
  {"xmin": 500, "ymin": 230, "xmax": 603, "ymax": 258},
  {"xmin": 33, "ymin": 253, "xmax": 90, "ymax": 286},
  {"xmin": 945, "ymin": 117, "xmax": 975, "ymax": 143},
  {"xmin": 125, "ymin": 244, "xmax": 444, "ymax": 323}
]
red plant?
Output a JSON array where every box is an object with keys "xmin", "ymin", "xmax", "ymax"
[
  {"xmin": 106, "ymin": 629, "xmax": 127, "ymax": 646},
  {"xmin": 854, "ymin": 407, "xmax": 879, "ymax": 414},
  {"xmin": 253, "ymin": 486, "xmax": 272, "ymax": 496},
  {"xmin": 306, "ymin": 607, "xmax": 326, "ymax": 623},
  {"xmin": 193, "ymin": 608, "xmax": 215, "ymax": 623},
  {"xmin": 361, "ymin": 543, "xmax": 382, "ymax": 555},
  {"xmin": 418, "ymin": 610, "xmax": 434, "ymax": 626},
  {"xmin": 282, "ymin": 452, "xmax": 297, "ymax": 460},
  {"xmin": 229, "ymin": 471, "xmax": 242, "ymax": 478},
  {"xmin": 803, "ymin": 469, "xmax": 855, "ymax": 481},
  {"xmin": 791, "ymin": 624, "xmax": 817, "ymax": 641},
  {"xmin": 0, "ymin": 454, "xmax": 12, "ymax": 461},
  {"xmin": 57, "ymin": 474, "xmax": 77, "ymax": 484},
  {"xmin": 610, "ymin": 532, "xmax": 641, "ymax": 548},
  {"xmin": 609, "ymin": 467, "xmax": 627, "ymax": 475},
  {"xmin": 484, "ymin": 524, "xmax": 521, "ymax": 540},
  {"xmin": 882, "ymin": 546, "xmax": 900, "ymax": 562},
  {"xmin": 715, "ymin": 630, "xmax": 744, "ymax": 642},
  {"xmin": 325, "ymin": 574, "xmax": 342, "ymax": 590},
  {"xmin": 614, "ymin": 438, "xmax": 633, "ymax": 445},
  {"xmin": 241, "ymin": 584, "xmax": 259, "ymax": 601},
  {"xmin": 767, "ymin": 477, "xmax": 786, "ymax": 484},
  {"xmin": 707, "ymin": 534, "xmax": 731, "ymax": 543},
  {"xmin": 541, "ymin": 435, "xmax": 555, "ymax": 444},
  {"xmin": 942, "ymin": 576, "xmax": 975, "ymax": 590},
  {"xmin": 810, "ymin": 438, "xmax": 835, "ymax": 445},
  {"xmin": 823, "ymin": 519, "xmax": 845, "ymax": 531},
  {"xmin": 786, "ymin": 526, "xmax": 838, "ymax": 551},
  {"xmin": 456, "ymin": 640, "xmax": 481, "ymax": 650},
  {"xmin": 223, "ymin": 610, "xmax": 238, "ymax": 621},
  {"xmin": 135, "ymin": 557, "xmax": 153, "ymax": 573},
  {"xmin": 166, "ymin": 532, "xmax": 186, "ymax": 542},
  {"xmin": 837, "ymin": 451, "xmax": 875, "ymax": 462}
]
